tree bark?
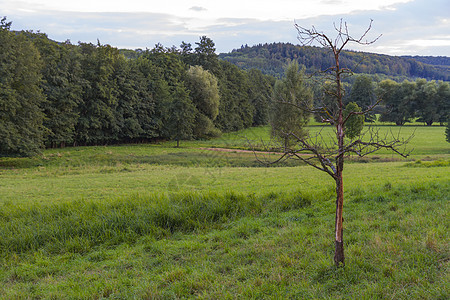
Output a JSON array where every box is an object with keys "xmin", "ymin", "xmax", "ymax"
[
  {"xmin": 334, "ymin": 121, "xmax": 345, "ymax": 266},
  {"xmin": 334, "ymin": 50, "xmax": 345, "ymax": 267},
  {"xmin": 334, "ymin": 167, "xmax": 345, "ymax": 266}
]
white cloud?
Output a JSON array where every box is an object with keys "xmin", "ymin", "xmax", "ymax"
[
  {"xmin": 405, "ymin": 39, "xmax": 450, "ymax": 47},
  {"xmin": 189, "ymin": 6, "xmax": 207, "ymax": 12},
  {"xmin": 2, "ymin": 0, "xmax": 413, "ymax": 19},
  {"xmin": 1, "ymin": 0, "xmax": 449, "ymax": 56}
]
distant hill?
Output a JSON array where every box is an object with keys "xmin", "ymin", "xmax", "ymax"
[
  {"xmin": 219, "ymin": 43, "xmax": 450, "ymax": 81},
  {"xmin": 401, "ymin": 55, "xmax": 450, "ymax": 67}
]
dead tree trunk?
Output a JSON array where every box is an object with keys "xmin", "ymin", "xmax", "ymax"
[
  {"xmin": 334, "ymin": 46, "xmax": 346, "ymax": 266},
  {"xmin": 335, "ymin": 114, "xmax": 345, "ymax": 266},
  {"xmin": 334, "ymin": 168, "xmax": 344, "ymax": 265},
  {"xmin": 253, "ymin": 19, "xmax": 412, "ymax": 267}
]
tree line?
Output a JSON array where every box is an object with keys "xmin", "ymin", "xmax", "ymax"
[
  {"xmin": 0, "ymin": 18, "xmax": 274, "ymax": 156},
  {"xmin": 220, "ymin": 43, "xmax": 450, "ymax": 81},
  {"xmin": 343, "ymin": 75, "xmax": 450, "ymax": 126},
  {"xmin": 1, "ymin": 17, "xmax": 448, "ymax": 157}
]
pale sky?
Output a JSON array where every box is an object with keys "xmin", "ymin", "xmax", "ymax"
[{"xmin": 2, "ymin": 0, "xmax": 449, "ymax": 56}]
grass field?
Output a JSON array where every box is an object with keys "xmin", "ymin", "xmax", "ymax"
[{"xmin": 0, "ymin": 125, "xmax": 449, "ymax": 299}]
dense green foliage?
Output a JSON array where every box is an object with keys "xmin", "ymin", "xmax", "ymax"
[
  {"xmin": 378, "ymin": 79, "xmax": 450, "ymax": 126},
  {"xmin": 402, "ymin": 55, "xmax": 450, "ymax": 68},
  {"xmin": 26, "ymin": 32, "xmax": 83, "ymax": 148},
  {"xmin": 247, "ymin": 68, "xmax": 275, "ymax": 126},
  {"xmin": 185, "ymin": 65, "xmax": 220, "ymax": 138},
  {"xmin": 347, "ymin": 75, "xmax": 376, "ymax": 122},
  {"xmin": 378, "ymin": 79, "xmax": 415, "ymax": 126},
  {"xmin": 270, "ymin": 62, "xmax": 313, "ymax": 148},
  {"xmin": 220, "ymin": 42, "xmax": 450, "ymax": 81},
  {"xmin": 0, "ymin": 23, "xmax": 274, "ymax": 156},
  {"xmin": 343, "ymin": 102, "xmax": 364, "ymax": 139},
  {"xmin": 0, "ymin": 18, "xmax": 45, "ymax": 156}
]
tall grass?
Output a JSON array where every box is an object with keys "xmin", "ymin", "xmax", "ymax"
[
  {"xmin": 0, "ymin": 189, "xmax": 313, "ymax": 255},
  {"xmin": 1, "ymin": 181, "xmax": 448, "ymax": 299},
  {"xmin": 1, "ymin": 179, "xmax": 448, "ymax": 257}
]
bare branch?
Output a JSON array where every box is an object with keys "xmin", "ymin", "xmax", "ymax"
[
  {"xmin": 342, "ymin": 126, "xmax": 414, "ymax": 158},
  {"xmin": 296, "ymin": 18, "xmax": 382, "ymax": 54},
  {"xmin": 355, "ymin": 19, "xmax": 382, "ymax": 45},
  {"xmin": 342, "ymin": 98, "xmax": 383, "ymax": 125}
]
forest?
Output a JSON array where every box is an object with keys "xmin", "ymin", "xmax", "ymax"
[
  {"xmin": 1, "ymin": 17, "xmax": 449, "ymax": 157},
  {"xmin": 0, "ymin": 18, "xmax": 274, "ymax": 156},
  {"xmin": 219, "ymin": 42, "xmax": 450, "ymax": 81}
]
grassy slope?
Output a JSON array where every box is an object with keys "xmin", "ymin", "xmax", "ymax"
[
  {"xmin": 0, "ymin": 125, "xmax": 449, "ymax": 298},
  {"xmin": 1, "ymin": 182, "xmax": 448, "ymax": 299}
]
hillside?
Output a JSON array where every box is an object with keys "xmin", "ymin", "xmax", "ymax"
[
  {"xmin": 401, "ymin": 55, "xmax": 450, "ymax": 67},
  {"xmin": 219, "ymin": 43, "xmax": 450, "ymax": 81}
]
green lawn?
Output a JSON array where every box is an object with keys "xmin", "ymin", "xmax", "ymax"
[
  {"xmin": 0, "ymin": 125, "xmax": 449, "ymax": 299},
  {"xmin": 187, "ymin": 125, "xmax": 449, "ymax": 156},
  {"xmin": 1, "ymin": 161, "xmax": 449, "ymax": 206}
]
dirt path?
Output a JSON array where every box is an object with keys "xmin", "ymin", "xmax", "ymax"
[{"xmin": 199, "ymin": 147, "xmax": 284, "ymax": 155}]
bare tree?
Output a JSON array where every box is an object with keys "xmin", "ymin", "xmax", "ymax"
[{"xmin": 257, "ymin": 20, "xmax": 412, "ymax": 266}]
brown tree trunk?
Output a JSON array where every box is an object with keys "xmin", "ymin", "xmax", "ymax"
[
  {"xmin": 334, "ymin": 120, "xmax": 345, "ymax": 266},
  {"xmin": 334, "ymin": 54, "xmax": 345, "ymax": 266},
  {"xmin": 334, "ymin": 165, "xmax": 345, "ymax": 266}
]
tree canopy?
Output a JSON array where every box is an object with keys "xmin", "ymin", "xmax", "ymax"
[
  {"xmin": 0, "ymin": 19, "xmax": 45, "ymax": 156},
  {"xmin": 270, "ymin": 62, "xmax": 313, "ymax": 149},
  {"xmin": 0, "ymin": 22, "xmax": 276, "ymax": 156}
]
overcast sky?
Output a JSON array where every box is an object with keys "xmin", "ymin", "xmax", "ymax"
[{"xmin": 2, "ymin": 0, "xmax": 449, "ymax": 56}]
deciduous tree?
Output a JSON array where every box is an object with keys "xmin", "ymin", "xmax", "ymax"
[
  {"xmin": 185, "ymin": 65, "xmax": 221, "ymax": 138},
  {"xmin": 214, "ymin": 61, "xmax": 253, "ymax": 132},
  {"xmin": 378, "ymin": 79, "xmax": 415, "ymax": 125},
  {"xmin": 194, "ymin": 36, "xmax": 219, "ymax": 73},
  {"xmin": 28, "ymin": 33, "xmax": 83, "ymax": 147},
  {"xmin": 247, "ymin": 68, "xmax": 274, "ymax": 126},
  {"xmin": 415, "ymin": 79, "xmax": 450, "ymax": 126},
  {"xmin": 270, "ymin": 62, "xmax": 313, "ymax": 150},
  {"xmin": 0, "ymin": 18, "xmax": 46, "ymax": 156},
  {"xmin": 166, "ymin": 85, "xmax": 196, "ymax": 147},
  {"xmin": 347, "ymin": 75, "xmax": 376, "ymax": 122},
  {"xmin": 75, "ymin": 43, "xmax": 123, "ymax": 145},
  {"xmin": 343, "ymin": 102, "xmax": 364, "ymax": 139},
  {"xmin": 257, "ymin": 20, "xmax": 411, "ymax": 266}
]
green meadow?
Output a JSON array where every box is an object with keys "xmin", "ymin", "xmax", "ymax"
[{"xmin": 0, "ymin": 125, "xmax": 449, "ymax": 299}]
